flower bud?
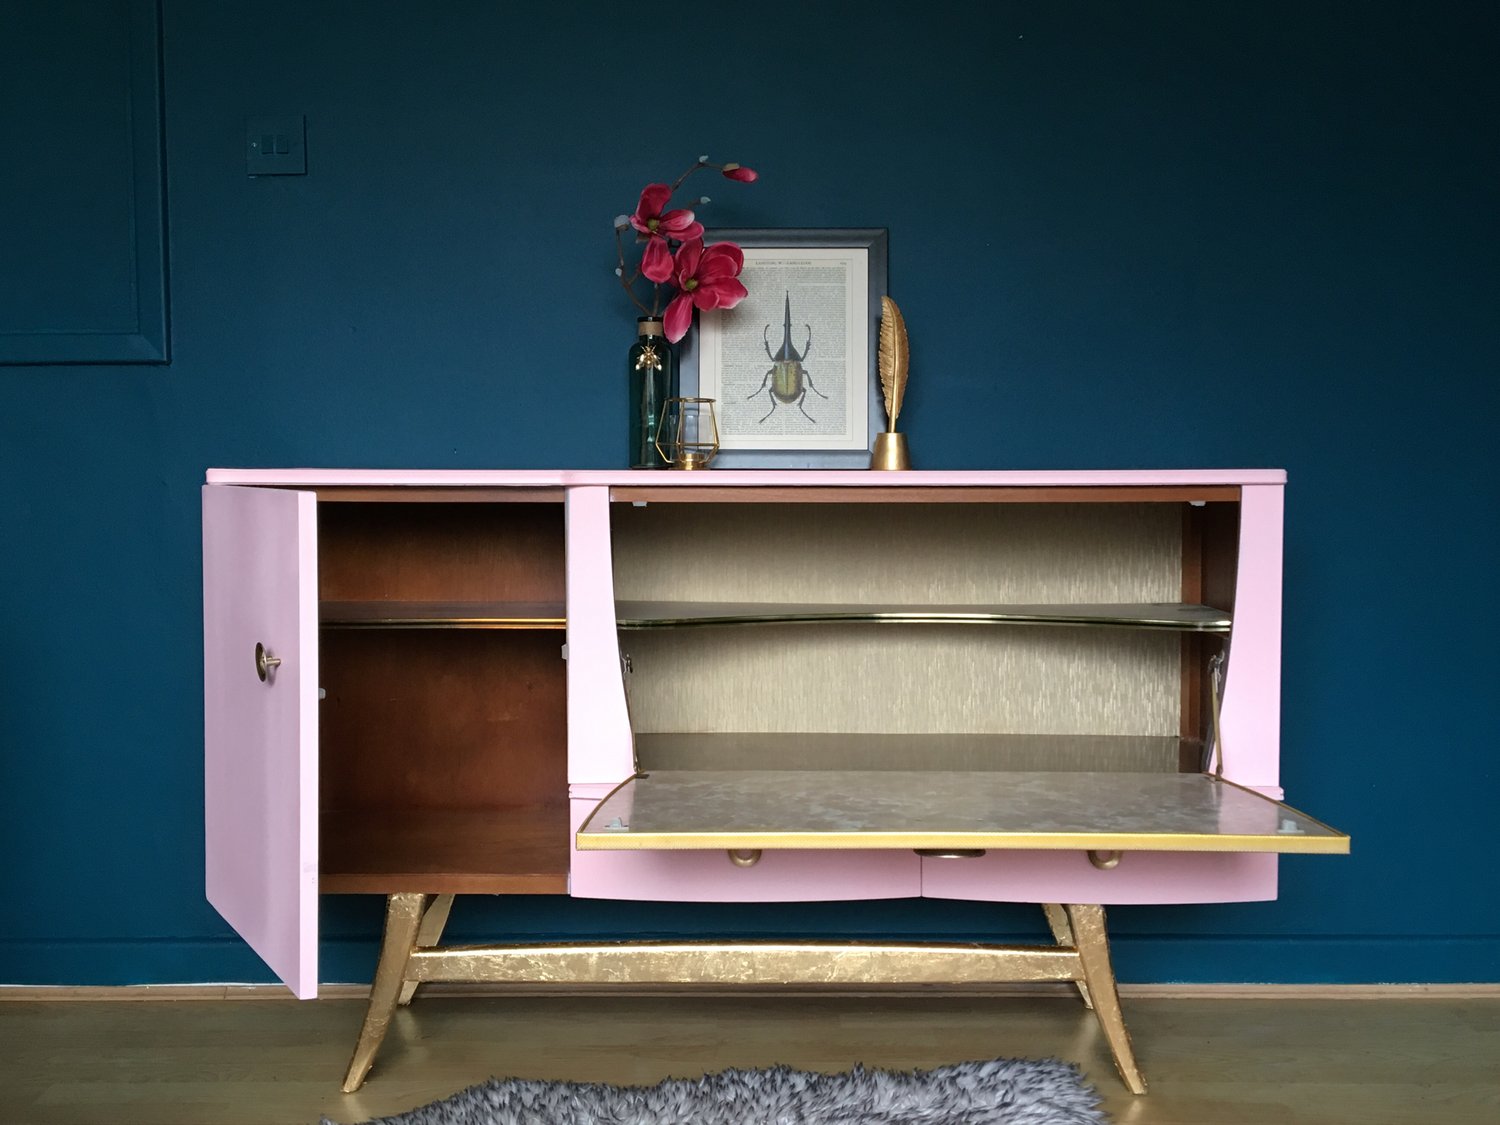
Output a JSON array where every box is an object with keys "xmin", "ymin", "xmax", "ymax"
[
  {"xmin": 721, "ymin": 164, "xmax": 758, "ymax": 183},
  {"xmin": 613, "ymin": 214, "xmax": 631, "ymax": 229}
]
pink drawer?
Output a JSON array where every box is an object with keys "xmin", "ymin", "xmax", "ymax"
[
  {"xmin": 568, "ymin": 800, "xmax": 920, "ymax": 902},
  {"xmin": 920, "ymin": 849, "xmax": 1278, "ymax": 905}
]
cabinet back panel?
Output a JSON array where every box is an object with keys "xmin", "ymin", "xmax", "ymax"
[
  {"xmin": 621, "ymin": 624, "xmax": 1180, "ymax": 737},
  {"xmin": 320, "ymin": 630, "xmax": 566, "ymax": 811},
  {"xmin": 318, "ymin": 503, "xmax": 564, "ymax": 603},
  {"xmin": 612, "ymin": 503, "xmax": 1181, "ymax": 604},
  {"xmin": 615, "ymin": 502, "xmax": 1195, "ymax": 752},
  {"xmin": 635, "ymin": 733, "xmax": 1188, "ymax": 773}
]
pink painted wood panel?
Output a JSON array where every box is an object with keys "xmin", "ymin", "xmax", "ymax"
[
  {"xmin": 1219, "ymin": 484, "xmax": 1284, "ymax": 787},
  {"xmin": 565, "ymin": 487, "xmax": 635, "ymax": 784},
  {"xmin": 568, "ymin": 801, "xmax": 921, "ymax": 902},
  {"xmin": 920, "ymin": 850, "xmax": 1278, "ymax": 905},
  {"xmin": 207, "ymin": 468, "xmax": 1287, "ymax": 488},
  {"xmin": 202, "ymin": 485, "xmax": 319, "ymax": 998}
]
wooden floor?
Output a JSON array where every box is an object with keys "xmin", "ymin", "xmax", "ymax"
[{"xmin": 1, "ymin": 990, "xmax": 1497, "ymax": 1124}]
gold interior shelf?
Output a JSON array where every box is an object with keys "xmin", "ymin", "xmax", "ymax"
[
  {"xmin": 615, "ymin": 601, "xmax": 1230, "ymax": 632},
  {"xmin": 321, "ymin": 600, "xmax": 566, "ymax": 629}
]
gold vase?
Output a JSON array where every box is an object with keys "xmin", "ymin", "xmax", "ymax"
[{"xmin": 870, "ymin": 432, "xmax": 910, "ymax": 470}]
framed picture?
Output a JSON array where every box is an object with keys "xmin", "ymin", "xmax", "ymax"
[{"xmin": 681, "ymin": 229, "xmax": 888, "ymax": 468}]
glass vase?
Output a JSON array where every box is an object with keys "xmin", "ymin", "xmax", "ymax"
[{"xmin": 627, "ymin": 316, "xmax": 677, "ymax": 469}]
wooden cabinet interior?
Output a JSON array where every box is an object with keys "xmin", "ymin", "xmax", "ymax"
[
  {"xmin": 301, "ymin": 490, "xmax": 1242, "ymax": 890},
  {"xmin": 612, "ymin": 497, "xmax": 1240, "ymax": 777},
  {"xmin": 315, "ymin": 502, "xmax": 570, "ymax": 894}
]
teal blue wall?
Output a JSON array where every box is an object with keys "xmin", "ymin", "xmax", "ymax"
[{"xmin": 2, "ymin": 1, "xmax": 1496, "ymax": 985}]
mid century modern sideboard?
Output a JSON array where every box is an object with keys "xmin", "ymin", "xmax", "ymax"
[{"xmin": 201, "ymin": 468, "xmax": 1347, "ymax": 1094}]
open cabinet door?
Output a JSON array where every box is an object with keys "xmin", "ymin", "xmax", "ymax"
[{"xmin": 203, "ymin": 485, "xmax": 319, "ymax": 997}]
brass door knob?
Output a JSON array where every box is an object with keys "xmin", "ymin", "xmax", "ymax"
[{"xmin": 255, "ymin": 642, "xmax": 282, "ymax": 683}]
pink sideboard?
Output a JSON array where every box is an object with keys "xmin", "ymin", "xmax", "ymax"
[{"xmin": 204, "ymin": 469, "xmax": 1300, "ymax": 997}]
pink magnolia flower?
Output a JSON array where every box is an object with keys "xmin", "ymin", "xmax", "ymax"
[
  {"xmin": 663, "ymin": 238, "xmax": 748, "ymax": 343},
  {"xmin": 720, "ymin": 163, "xmax": 758, "ymax": 182},
  {"xmin": 629, "ymin": 183, "xmax": 704, "ymax": 283}
]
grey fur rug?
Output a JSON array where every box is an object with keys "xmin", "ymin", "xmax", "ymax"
[{"xmin": 330, "ymin": 1058, "xmax": 1108, "ymax": 1124}]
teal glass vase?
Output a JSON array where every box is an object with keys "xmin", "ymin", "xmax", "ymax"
[{"xmin": 627, "ymin": 317, "xmax": 677, "ymax": 468}]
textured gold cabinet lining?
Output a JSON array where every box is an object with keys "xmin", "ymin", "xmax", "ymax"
[
  {"xmin": 611, "ymin": 503, "xmax": 1183, "ymax": 606},
  {"xmin": 621, "ymin": 624, "xmax": 1181, "ymax": 738},
  {"xmin": 634, "ymin": 733, "xmax": 1194, "ymax": 774}
]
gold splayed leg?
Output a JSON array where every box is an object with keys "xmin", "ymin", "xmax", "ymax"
[
  {"xmin": 1042, "ymin": 903, "xmax": 1094, "ymax": 1010},
  {"xmin": 337, "ymin": 898, "xmax": 1144, "ymax": 1097},
  {"xmin": 342, "ymin": 893, "xmax": 425, "ymax": 1094},
  {"xmin": 397, "ymin": 894, "xmax": 455, "ymax": 1007},
  {"xmin": 1066, "ymin": 903, "xmax": 1147, "ymax": 1095}
]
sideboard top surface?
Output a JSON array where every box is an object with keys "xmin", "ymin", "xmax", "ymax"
[{"xmin": 205, "ymin": 468, "xmax": 1286, "ymax": 488}]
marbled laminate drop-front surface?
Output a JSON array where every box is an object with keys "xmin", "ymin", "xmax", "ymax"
[{"xmin": 577, "ymin": 770, "xmax": 1348, "ymax": 853}]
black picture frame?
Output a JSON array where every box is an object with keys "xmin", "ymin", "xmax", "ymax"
[{"xmin": 681, "ymin": 228, "xmax": 888, "ymax": 469}]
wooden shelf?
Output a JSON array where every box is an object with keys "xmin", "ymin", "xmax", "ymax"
[
  {"xmin": 321, "ymin": 600, "xmax": 565, "ymax": 629},
  {"xmin": 616, "ymin": 601, "xmax": 1230, "ymax": 633},
  {"xmin": 320, "ymin": 805, "xmax": 570, "ymax": 894}
]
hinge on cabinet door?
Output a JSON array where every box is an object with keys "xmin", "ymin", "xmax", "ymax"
[
  {"xmin": 620, "ymin": 651, "xmax": 641, "ymax": 774},
  {"xmin": 1206, "ymin": 650, "xmax": 1227, "ymax": 778}
]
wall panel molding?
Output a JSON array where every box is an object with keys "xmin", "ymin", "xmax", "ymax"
[{"xmin": 0, "ymin": 0, "xmax": 168, "ymax": 365}]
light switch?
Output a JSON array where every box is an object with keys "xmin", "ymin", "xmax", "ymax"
[{"xmin": 246, "ymin": 116, "xmax": 306, "ymax": 176}]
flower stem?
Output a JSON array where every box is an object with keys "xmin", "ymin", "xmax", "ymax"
[{"xmin": 614, "ymin": 224, "xmax": 653, "ymax": 315}]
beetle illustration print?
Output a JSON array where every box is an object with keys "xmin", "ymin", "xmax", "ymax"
[{"xmin": 749, "ymin": 291, "xmax": 828, "ymax": 423}]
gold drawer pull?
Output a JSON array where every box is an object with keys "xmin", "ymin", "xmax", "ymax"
[
  {"xmin": 915, "ymin": 849, "xmax": 986, "ymax": 859},
  {"xmin": 1088, "ymin": 850, "xmax": 1123, "ymax": 870},
  {"xmin": 727, "ymin": 849, "xmax": 762, "ymax": 868},
  {"xmin": 255, "ymin": 642, "xmax": 282, "ymax": 683}
]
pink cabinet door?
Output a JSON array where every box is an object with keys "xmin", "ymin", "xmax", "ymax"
[{"xmin": 202, "ymin": 485, "xmax": 319, "ymax": 997}]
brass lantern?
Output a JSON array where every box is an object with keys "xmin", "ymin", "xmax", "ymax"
[{"xmin": 654, "ymin": 396, "xmax": 720, "ymax": 470}]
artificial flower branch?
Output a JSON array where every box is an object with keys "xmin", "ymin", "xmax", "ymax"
[{"xmin": 614, "ymin": 155, "xmax": 757, "ymax": 341}]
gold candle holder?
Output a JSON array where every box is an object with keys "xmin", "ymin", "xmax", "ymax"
[
  {"xmin": 655, "ymin": 396, "xmax": 720, "ymax": 470},
  {"xmin": 870, "ymin": 432, "xmax": 910, "ymax": 470}
]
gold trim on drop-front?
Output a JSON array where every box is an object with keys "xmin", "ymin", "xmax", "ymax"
[{"xmin": 575, "ymin": 771, "xmax": 1350, "ymax": 855}]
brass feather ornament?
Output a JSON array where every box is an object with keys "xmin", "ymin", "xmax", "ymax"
[
  {"xmin": 871, "ymin": 296, "xmax": 912, "ymax": 469},
  {"xmin": 877, "ymin": 296, "xmax": 909, "ymax": 431}
]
